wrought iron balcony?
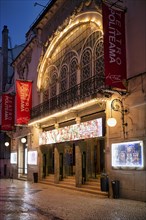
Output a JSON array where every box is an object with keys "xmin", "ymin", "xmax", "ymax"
[{"xmin": 30, "ymin": 75, "xmax": 105, "ymax": 120}]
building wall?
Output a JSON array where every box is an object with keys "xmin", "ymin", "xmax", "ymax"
[
  {"xmin": 125, "ymin": 0, "xmax": 146, "ymax": 77},
  {"xmin": 11, "ymin": 0, "xmax": 146, "ymax": 201},
  {"xmin": 106, "ymin": 74, "xmax": 146, "ymax": 201}
]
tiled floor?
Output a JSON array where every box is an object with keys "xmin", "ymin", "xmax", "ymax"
[{"xmin": 0, "ymin": 179, "xmax": 146, "ymax": 220}]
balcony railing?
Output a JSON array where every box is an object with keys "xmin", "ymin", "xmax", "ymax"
[{"xmin": 30, "ymin": 75, "xmax": 105, "ymax": 120}]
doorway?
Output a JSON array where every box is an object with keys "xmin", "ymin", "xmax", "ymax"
[
  {"xmin": 43, "ymin": 154, "xmax": 47, "ymax": 178},
  {"xmin": 82, "ymin": 151, "xmax": 86, "ymax": 184},
  {"xmin": 92, "ymin": 139, "xmax": 105, "ymax": 176},
  {"xmin": 59, "ymin": 153, "xmax": 63, "ymax": 180}
]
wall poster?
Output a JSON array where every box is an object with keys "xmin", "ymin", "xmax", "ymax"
[{"xmin": 112, "ymin": 141, "xmax": 144, "ymax": 168}]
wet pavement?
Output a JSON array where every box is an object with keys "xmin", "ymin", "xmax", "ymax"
[{"xmin": 0, "ymin": 179, "xmax": 146, "ymax": 220}]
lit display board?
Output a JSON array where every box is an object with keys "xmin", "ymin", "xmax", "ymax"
[
  {"xmin": 10, "ymin": 152, "xmax": 17, "ymax": 164},
  {"xmin": 28, "ymin": 151, "xmax": 37, "ymax": 165},
  {"xmin": 112, "ymin": 141, "xmax": 144, "ymax": 168},
  {"xmin": 39, "ymin": 118, "xmax": 102, "ymax": 145}
]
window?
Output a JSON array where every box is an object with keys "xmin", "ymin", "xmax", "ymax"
[
  {"xmin": 81, "ymin": 48, "xmax": 92, "ymax": 81},
  {"xmin": 50, "ymin": 73, "xmax": 57, "ymax": 98},
  {"xmin": 94, "ymin": 39, "xmax": 104, "ymax": 88},
  {"xmin": 60, "ymin": 65, "xmax": 68, "ymax": 92},
  {"xmin": 69, "ymin": 58, "xmax": 78, "ymax": 88}
]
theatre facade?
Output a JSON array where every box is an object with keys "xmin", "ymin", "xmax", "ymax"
[{"xmin": 10, "ymin": 0, "xmax": 146, "ymax": 201}]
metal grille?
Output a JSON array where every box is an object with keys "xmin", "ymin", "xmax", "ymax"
[
  {"xmin": 31, "ymin": 74, "xmax": 105, "ymax": 119},
  {"xmin": 69, "ymin": 58, "xmax": 78, "ymax": 88},
  {"xmin": 60, "ymin": 65, "xmax": 68, "ymax": 92},
  {"xmin": 81, "ymin": 48, "xmax": 92, "ymax": 81}
]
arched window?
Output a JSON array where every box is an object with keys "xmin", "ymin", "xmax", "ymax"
[
  {"xmin": 80, "ymin": 48, "xmax": 92, "ymax": 97},
  {"xmin": 43, "ymin": 77, "xmax": 49, "ymax": 101},
  {"xmin": 50, "ymin": 73, "xmax": 57, "ymax": 98},
  {"xmin": 60, "ymin": 65, "xmax": 68, "ymax": 92},
  {"xmin": 94, "ymin": 40, "xmax": 104, "ymax": 77},
  {"xmin": 94, "ymin": 39, "xmax": 104, "ymax": 88},
  {"xmin": 81, "ymin": 48, "xmax": 92, "ymax": 82},
  {"xmin": 69, "ymin": 58, "xmax": 78, "ymax": 88}
]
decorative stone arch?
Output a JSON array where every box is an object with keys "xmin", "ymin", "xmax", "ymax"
[
  {"xmin": 60, "ymin": 50, "xmax": 78, "ymax": 67},
  {"xmin": 37, "ymin": 11, "xmax": 103, "ymax": 91},
  {"xmin": 42, "ymin": 65, "xmax": 58, "ymax": 101}
]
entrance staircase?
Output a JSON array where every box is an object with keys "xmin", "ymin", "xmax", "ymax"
[
  {"xmin": 39, "ymin": 175, "xmax": 109, "ymax": 197},
  {"xmin": 18, "ymin": 174, "xmax": 27, "ymax": 181}
]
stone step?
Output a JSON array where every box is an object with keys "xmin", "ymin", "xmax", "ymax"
[
  {"xmin": 18, "ymin": 175, "xmax": 27, "ymax": 181},
  {"xmin": 39, "ymin": 176, "xmax": 108, "ymax": 197}
]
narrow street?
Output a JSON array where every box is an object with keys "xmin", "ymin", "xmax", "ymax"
[{"xmin": 0, "ymin": 179, "xmax": 146, "ymax": 220}]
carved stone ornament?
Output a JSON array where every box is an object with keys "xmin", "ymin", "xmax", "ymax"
[{"xmin": 17, "ymin": 51, "xmax": 32, "ymax": 79}]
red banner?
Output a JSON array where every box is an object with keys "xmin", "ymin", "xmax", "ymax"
[
  {"xmin": 16, "ymin": 80, "xmax": 32, "ymax": 125},
  {"xmin": 1, "ymin": 94, "xmax": 15, "ymax": 131},
  {"xmin": 102, "ymin": 3, "xmax": 127, "ymax": 89}
]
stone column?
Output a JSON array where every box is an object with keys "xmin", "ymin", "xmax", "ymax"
[
  {"xmin": 54, "ymin": 147, "xmax": 59, "ymax": 184},
  {"xmin": 75, "ymin": 145, "xmax": 82, "ymax": 187}
]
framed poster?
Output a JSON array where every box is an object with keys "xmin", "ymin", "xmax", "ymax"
[
  {"xmin": 10, "ymin": 152, "xmax": 17, "ymax": 164},
  {"xmin": 28, "ymin": 151, "xmax": 37, "ymax": 165},
  {"xmin": 112, "ymin": 141, "xmax": 144, "ymax": 169}
]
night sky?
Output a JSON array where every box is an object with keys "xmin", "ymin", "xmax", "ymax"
[{"xmin": 0, "ymin": 0, "xmax": 50, "ymax": 47}]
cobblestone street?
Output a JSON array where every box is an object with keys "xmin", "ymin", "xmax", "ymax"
[{"xmin": 0, "ymin": 179, "xmax": 146, "ymax": 220}]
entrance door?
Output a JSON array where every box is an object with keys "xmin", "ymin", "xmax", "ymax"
[
  {"xmin": 43, "ymin": 154, "xmax": 47, "ymax": 178},
  {"xmin": 82, "ymin": 151, "xmax": 86, "ymax": 184},
  {"xmin": 60, "ymin": 153, "xmax": 63, "ymax": 180},
  {"xmin": 99, "ymin": 140, "xmax": 105, "ymax": 172},
  {"xmin": 18, "ymin": 138, "xmax": 28, "ymax": 178},
  {"xmin": 24, "ymin": 147, "xmax": 27, "ymax": 174},
  {"xmin": 64, "ymin": 146, "xmax": 74, "ymax": 177},
  {"xmin": 93, "ymin": 140, "xmax": 105, "ymax": 175}
]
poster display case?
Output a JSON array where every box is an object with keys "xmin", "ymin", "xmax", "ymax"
[
  {"xmin": 10, "ymin": 152, "xmax": 17, "ymax": 164},
  {"xmin": 28, "ymin": 151, "xmax": 37, "ymax": 165},
  {"xmin": 112, "ymin": 141, "xmax": 144, "ymax": 169}
]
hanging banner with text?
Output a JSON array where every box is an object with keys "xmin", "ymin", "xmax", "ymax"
[
  {"xmin": 1, "ymin": 94, "xmax": 15, "ymax": 131},
  {"xmin": 102, "ymin": 3, "xmax": 127, "ymax": 89},
  {"xmin": 16, "ymin": 80, "xmax": 32, "ymax": 125}
]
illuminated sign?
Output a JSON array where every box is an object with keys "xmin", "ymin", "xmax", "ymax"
[
  {"xmin": 39, "ymin": 118, "xmax": 102, "ymax": 145},
  {"xmin": 28, "ymin": 151, "xmax": 37, "ymax": 165},
  {"xmin": 10, "ymin": 152, "xmax": 17, "ymax": 164},
  {"xmin": 112, "ymin": 141, "xmax": 144, "ymax": 168}
]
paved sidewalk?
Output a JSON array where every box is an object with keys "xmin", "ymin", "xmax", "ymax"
[{"xmin": 0, "ymin": 179, "xmax": 146, "ymax": 220}]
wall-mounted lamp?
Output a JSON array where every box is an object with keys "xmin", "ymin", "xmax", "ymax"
[
  {"xmin": 107, "ymin": 117, "xmax": 117, "ymax": 127},
  {"xmin": 107, "ymin": 99, "xmax": 128, "ymax": 138},
  {"xmin": 21, "ymin": 137, "xmax": 27, "ymax": 144},
  {"xmin": 5, "ymin": 142, "xmax": 9, "ymax": 147}
]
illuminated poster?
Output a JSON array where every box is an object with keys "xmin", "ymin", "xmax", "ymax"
[
  {"xmin": 28, "ymin": 151, "xmax": 37, "ymax": 165},
  {"xmin": 10, "ymin": 152, "xmax": 17, "ymax": 164},
  {"xmin": 39, "ymin": 118, "xmax": 102, "ymax": 145},
  {"xmin": 16, "ymin": 80, "xmax": 32, "ymax": 125},
  {"xmin": 112, "ymin": 141, "xmax": 144, "ymax": 168},
  {"xmin": 102, "ymin": 3, "xmax": 127, "ymax": 89},
  {"xmin": 1, "ymin": 94, "xmax": 15, "ymax": 131}
]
